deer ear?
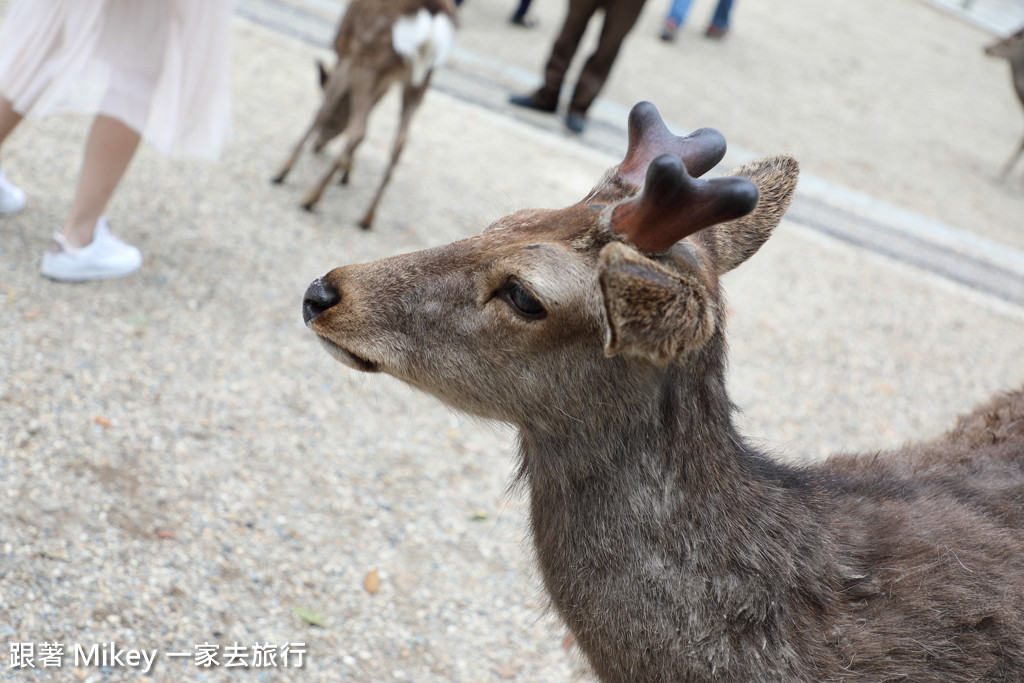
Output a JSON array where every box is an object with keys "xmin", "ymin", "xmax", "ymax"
[
  {"xmin": 706, "ymin": 155, "xmax": 799, "ymax": 275},
  {"xmin": 317, "ymin": 60, "xmax": 330, "ymax": 89},
  {"xmin": 598, "ymin": 241, "xmax": 715, "ymax": 364}
]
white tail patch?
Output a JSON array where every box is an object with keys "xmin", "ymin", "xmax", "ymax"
[{"xmin": 391, "ymin": 9, "xmax": 456, "ymax": 87}]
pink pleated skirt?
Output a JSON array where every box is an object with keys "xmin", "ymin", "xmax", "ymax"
[{"xmin": 0, "ymin": 0, "xmax": 234, "ymax": 159}]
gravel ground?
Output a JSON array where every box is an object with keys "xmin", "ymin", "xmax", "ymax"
[{"xmin": 2, "ymin": 2, "xmax": 1024, "ymax": 682}]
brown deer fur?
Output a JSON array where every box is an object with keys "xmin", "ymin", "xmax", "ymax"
[
  {"xmin": 302, "ymin": 101, "xmax": 1024, "ymax": 681},
  {"xmin": 272, "ymin": 0, "xmax": 457, "ymax": 227}
]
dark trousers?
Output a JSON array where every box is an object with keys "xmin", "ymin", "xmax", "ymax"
[{"xmin": 535, "ymin": 0, "xmax": 648, "ymax": 116}]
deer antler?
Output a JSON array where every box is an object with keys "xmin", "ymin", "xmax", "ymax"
[
  {"xmin": 584, "ymin": 102, "xmax": 729, "ymax": 206},
  {"xmin": 617, "ymin": 101, "xmax": 728, "ymax": 189},
  {"xmin": 611, "ymin": 153, "xmax": 759, "ymax": 254},
  {"xmin": 578, "ymin": 101, "xmax": 760, "ymax": 251}
]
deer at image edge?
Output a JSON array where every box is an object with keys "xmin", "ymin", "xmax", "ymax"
[
  {"xmin": 985, "ymin": 27, "xmax": 1024, "ymax": 179},
  {"xmin": 273, "ymin": 0, "xmax": 457, "ymax": 228},
  {"xmin": 303, "ymin": 101, "xmax": 1024, "ymax": 681}
]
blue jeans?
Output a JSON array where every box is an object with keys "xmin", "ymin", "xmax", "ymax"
[
  {"xmin": 512, "ymin": 0, "xmax": 533, "ymax": 19},
  {"xmin": 665, "ymin": 0, "xmax": 734, "ymax": 29}
]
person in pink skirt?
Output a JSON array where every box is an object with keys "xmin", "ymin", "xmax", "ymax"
[{"xmin": 0, "ymin": 0, "xmax": 234, "ymax": 282}]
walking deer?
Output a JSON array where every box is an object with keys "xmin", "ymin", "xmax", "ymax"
[
  {"xmin": 303, "ymin": 101, "xmax": 1024, "ymax": 681},
  {"xmin": 985, "ymin": 27, "xmax": 1024, "ymax": 179},
  {"xmin": 272, "ymin": 0, "xmax": 457, "ymax": 228}
]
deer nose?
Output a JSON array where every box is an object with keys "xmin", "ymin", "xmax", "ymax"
[{"xmin": 303, "ymin": 277, "xmax": 341, "ymax": 324}]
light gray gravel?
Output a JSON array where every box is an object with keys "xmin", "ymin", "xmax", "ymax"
[{"xmin": 2, "ymin": 2, "xmax": 1024, "ymax": 682}]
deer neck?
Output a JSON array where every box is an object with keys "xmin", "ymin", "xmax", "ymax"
[
  {"xmin": 516, "ymin": 358, "xmax": 838, "ymax": 680},
  {"xmin": 518, "ymin": 349, "xmax": 749, "ymax": 499}
]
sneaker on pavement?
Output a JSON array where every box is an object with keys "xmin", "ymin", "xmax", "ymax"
[
  {"xmin": 509, "ymin": 12, "xmax": 538, "ymax": 28},
  {"xmin": 40, "ymin": 217, "xmax": 142, "ymax": 282},
  {"xmin": 705, "ymin": 24, "xmax": 729, "ymax": 38},
  {"xmin": 0, "ymin": 170, "xmax": 26, "ymax": 215},
  {"xmin": 660, "ymin": 18, "xmax": 679, "ymax": 42},
  {"xmin": 508, "ymin": 92, "xmax": 558, "ymax": 113},
  {"xmin": 565, "ymin": 112, "xmax": 586, "ymax": 134}
]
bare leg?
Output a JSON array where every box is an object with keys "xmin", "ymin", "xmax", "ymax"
[
  {"xmin": 0, "ymin": 96, "xmax": 25, "ymax": 157},
  {"xmin": 63, "ymin": 115, "xmax": 141, "ymax": 248}
]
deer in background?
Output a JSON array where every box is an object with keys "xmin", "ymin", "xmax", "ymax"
[
  {"xmin": 272, "ymin": 0, "xmax": 457, "ymax": 228},
  {"xmin": 985, "ymin": 27, "xmax": 1024, "ymax": 180},
  {"xmin": 302, "ymin": 101, "xmax": 1024, "ymax": 681}
]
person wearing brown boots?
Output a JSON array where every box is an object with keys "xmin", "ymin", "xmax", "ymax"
[{"xmin": 509, "ymin": 0, "xmax": 648, "ymax": 133}]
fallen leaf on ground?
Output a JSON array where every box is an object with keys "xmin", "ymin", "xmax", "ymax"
[
  {"xmin": 37, "ymin": 549, "xmax": 69, "ymax": 561},
  {"xmin": 491, "ymin": 663, "xmax": 521, "ymax": 679},
  {"xmin": 293, "ymin": 606, "xmax": 327, "ymax": 627},
  {"xmin": 364, "ymin": 568, "xmax": 381, "ymax": 595}
]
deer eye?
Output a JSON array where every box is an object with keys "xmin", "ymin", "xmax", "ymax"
[{"xmin": 502, "ymin": 282, "xmax": 547, "ymax": 320}]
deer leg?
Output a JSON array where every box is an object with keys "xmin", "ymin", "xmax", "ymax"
[
  {"xmin": 315, "ymin": 92, "xmax": 352, "ymax": 155},
  {"xmin": 358, "ymin": 80, "xmax": 428, "ymax": 229},
  {"xmin": 272, "ymin": 119, "xmax": 319, "ymax": 185},
  {"xmin": 338, "ymin": 76, "xmax": 393, "ymax": 187},
  {"xmin": 299, "ymin": 159, "xmax": 342, "ymax": 211},
  {"xmin": 998, "ymin": 134, "xmax": 1024, "ymax": 181},
  {"xmin": 300, "ymin": 74, "xmax": 375, "ymax": 212},
  {"xmin": 276, "ymin": 61, "xmax": 352, "ymax": 185}
]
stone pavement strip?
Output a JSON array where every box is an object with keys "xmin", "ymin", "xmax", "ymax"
[{"xmin": 921, "ymin": 0, "xmax": 1024, "ymax": 35}]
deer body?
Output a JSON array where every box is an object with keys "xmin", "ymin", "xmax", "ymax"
[
  {"xmin": 520, "ymin": 384, "xmax": 838, "ymax": 681},
  {"xmin": 517, "ymin": 296, "xmax": 1024, "ymax": 682},
  {"xmin": 272, "ymin": 0, "xmax": 457, "ymax": 227},
  {"xmin": 303, "ymin": 102, "xmax": 1024, "ymax": 680},
  {"xmin": 985, "ymin": 27, "xmax": 1024, "ymax": 179}
]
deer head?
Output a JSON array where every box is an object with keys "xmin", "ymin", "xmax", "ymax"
[{"xmin": 303, "ymin": 102, "xmax": 798, "ymax": 433}]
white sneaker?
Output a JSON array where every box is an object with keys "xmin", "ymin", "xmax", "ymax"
[
  {"xmin": 40, "ymin": 217, "xmax": 142, "ymax": 282},
  {"xmin": 0, "ymin": 170, "xmax": 26, "ymax": 215}
]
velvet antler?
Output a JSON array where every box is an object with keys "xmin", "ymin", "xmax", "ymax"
[
  {"xmin": 618, "ymin": 101, "xmax": 727, "ymax": 188},
  {"xmin": 611, "ymin": 153, "xmax": 759, "ymax": 254},
  {"xmin": 585, "ymin": 102, "xmax": 729, "ymax": 206}
]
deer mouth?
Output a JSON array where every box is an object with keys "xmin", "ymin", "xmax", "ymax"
[{"xmin": 315, "ymin": 336, "xmax": 380, "ymax": 373}]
